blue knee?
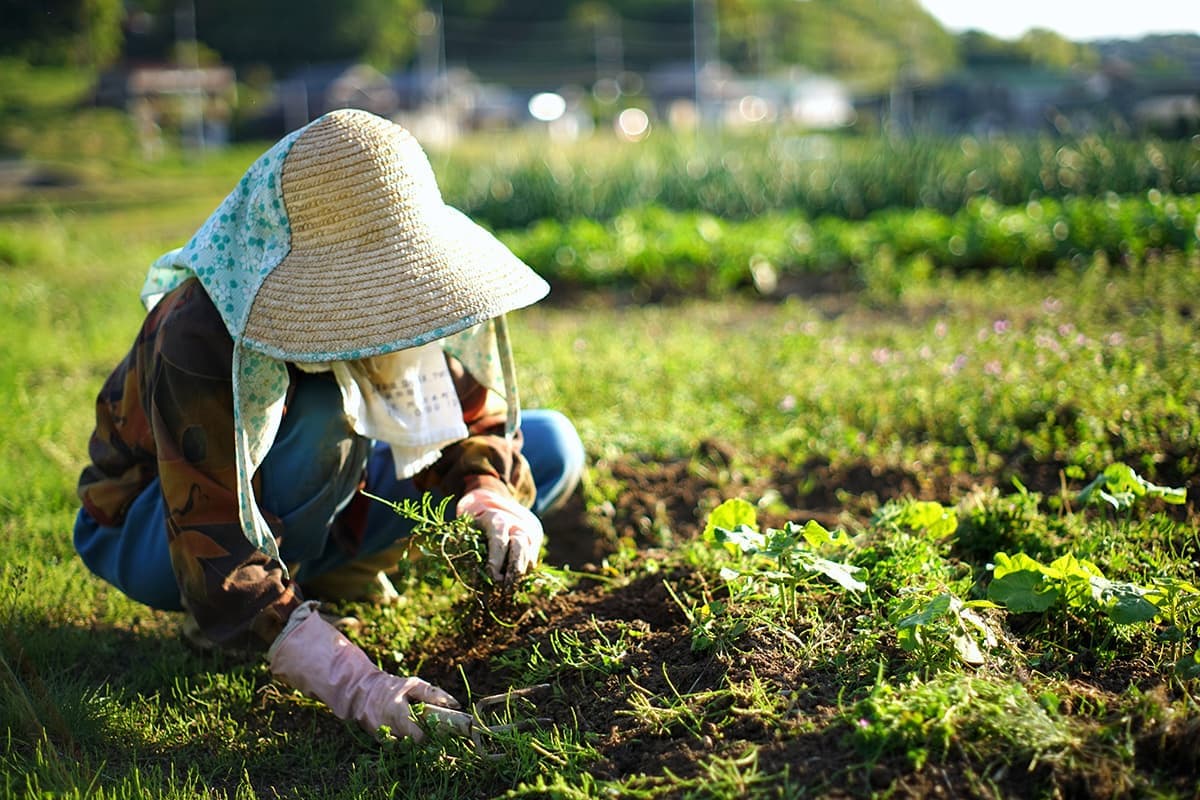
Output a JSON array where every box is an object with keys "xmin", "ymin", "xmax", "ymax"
[{"xmin": 522, "ymin": 409, "xmax": 586, "ymax": 516}]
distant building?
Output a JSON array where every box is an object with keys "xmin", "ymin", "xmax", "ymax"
[
  {"xmin": 93, "ymin": 64, "xmax": 237, "ymax": 154},
  {"xmin": 276, "ymin": 63, "xmax": 399, "ymax": 133},
  {"xmin": 856, "ymin": 61, "xmax": 1200, "ymax": 138},
  {"xmin": 645, "ymin": 62, "xmax": 853, "ymax": 131}
]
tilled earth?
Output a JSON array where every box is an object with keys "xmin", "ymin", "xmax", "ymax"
[{"xmin": 408, "ymin": 444, "xmax": 1199, "ymax": 798}]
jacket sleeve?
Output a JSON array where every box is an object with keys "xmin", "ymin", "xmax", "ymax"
[
  {"xmin": 411, "ymin": 355, "xmax": 536, "ymax": 508},
  {"xmin": 146, "ymin": 283, "xmax": 301, "ymax": 650}
]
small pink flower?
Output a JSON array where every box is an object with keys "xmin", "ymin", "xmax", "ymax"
[{"xmin": 984, "ymin": 360, "xmax": 1002, "ymax": 376}]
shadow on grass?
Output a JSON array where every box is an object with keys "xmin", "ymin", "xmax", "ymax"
[{"xmin": 2, "ymin": 613, "xmax": 299, "ymax": 794}]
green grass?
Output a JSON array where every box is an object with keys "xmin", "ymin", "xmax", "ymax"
[{"xmin": 1, "ymin": 133, "xmax": 1198, "ymax": 798}]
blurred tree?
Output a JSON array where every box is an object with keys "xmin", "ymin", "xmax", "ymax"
[
  {"xmin": 193, "ymin": 0, "xmax": 423, "ymax": 74},
  {"xmin": 0, "ymin": 0, "xmax": 124, "ymax": 67},
  {"xmin": 960, "ymin": 28, "xmax": 1098, "ymax": 72},
  {"xmin": 1017, "ymin": 29, "xmax": 1098, "ymax": 70},
  {"xmin": 727, "ymin": 0, "xmax": 959, "ymax": 89},
  {"xmin": 438, "ymin": 0, "xmax": 957, "ymax": 88},
  {"xmin": 959, "ymin": 29, "xmax": 1029, "ymax": 67}
]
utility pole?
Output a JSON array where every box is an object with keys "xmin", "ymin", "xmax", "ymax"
[
  {"xmin": 417, "ymin": 3, "xmax": 447, "ymax": 135},
  {"xmin": 176, "ymin": 0, "xmax": 205, "ymax": 151},
  {"xmin": 594, "ymin": 14, "xmax": 623, "ymax": 87},
  {"xmin": 692, "ymin": 0, "xmax": 718, "ymax": 128}
]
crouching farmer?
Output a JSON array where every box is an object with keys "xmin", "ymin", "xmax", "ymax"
[{"xmin": 73, "ymin": 109, "xmax": 585, "ymax": 740}]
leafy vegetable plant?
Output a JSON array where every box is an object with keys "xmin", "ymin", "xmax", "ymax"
[
  {"xmin": 1074, "ymin": 462, "xmax": 1187, "ymax": 511},
  {"xmin": 703, "ymin": 499, "xmax": 865, "ymax": 618},
  {"xmin": 987, "ymin": 551, "xmax": 1198, "ymax": 626},
  {"xmin": 984, "ymin": 463, "xmax": 1192, "ymax": 629}
]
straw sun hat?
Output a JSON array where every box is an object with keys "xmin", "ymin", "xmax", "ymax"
[
  {"xmin": 136, "ymin": 108, "xmax": 547, "ymax": 565},
  {"xmin": 241, "ymin": 108, "xmax": 548, "ymax": 360}
]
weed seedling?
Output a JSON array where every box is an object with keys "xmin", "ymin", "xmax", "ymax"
[{"xmin": 362, "ymin": 491, "xmax": 492, "ymax": 594}]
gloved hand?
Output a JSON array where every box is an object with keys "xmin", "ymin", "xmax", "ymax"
[
  {"xmin": 269, "ymin": 601, "xmax": 459, "ymax": 740},
  {"xmin": 456, "ymin": 487, "xmax": 544, "ymax": 582}
]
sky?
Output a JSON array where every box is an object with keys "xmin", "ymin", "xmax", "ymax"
[{"xmin": 918, "ymin": 1, "xmax": 1200, "ymax": 42}]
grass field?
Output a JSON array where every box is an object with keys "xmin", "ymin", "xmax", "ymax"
[{"xmin": 1, "ymin": 127, "xmax": 1198, "ymax": 798}]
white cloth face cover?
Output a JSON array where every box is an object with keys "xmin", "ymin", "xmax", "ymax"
[{"xmin": 297, "ymin": 344, "xmax": 468, "ymax": 479}]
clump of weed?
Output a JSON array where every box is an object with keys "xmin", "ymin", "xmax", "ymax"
[
  {"xmin": 361, "ymin": 491, "xmax": 553, "ymax": 628},
  {"xmin": 363, "ymin": 491, "xmax": 492, "ymax": 596},
  {"xmin": 850, "ymin": 673, "xmax": 1076, "ymax": 771},
  {"xmin": 856, "ymin": 498, "xmax": 968, "ymax": 597},
  {"xmin": 953, "ymin": 482, "xmax": 1063, "ymax": 564}
]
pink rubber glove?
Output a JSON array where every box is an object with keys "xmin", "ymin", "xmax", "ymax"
[
  {"xmin": 269, "ymin": 602, "xmax": 459, "ymax": 740},
  {"xmin": 456, "ymin": 487, "xmax": 544, "ymax": 582}
]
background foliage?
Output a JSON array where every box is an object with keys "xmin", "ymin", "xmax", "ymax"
[{"xmin": 0, "ymin": 0, "xmax": 1121, "ymax": 85}]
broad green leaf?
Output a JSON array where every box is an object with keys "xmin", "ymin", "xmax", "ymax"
[
  {"xmin": 713, "ymin": 523, "xmax": 766, "ymax": 556},
  {"xmin": 988, "ymin": 569, "xmax": 1058, "ymax": 613},
  {"xmin": 1048, "ymin": 554, "xmax": 1103, "ymax": 608},
  {"xmin": 798, "ymin": 553, "xmax": 866, "ymax": 592},
  {"xmin": 1048, "ymin": 553, "xmax": 1104, "ymax": 581},
  {"xmin": 1078, "ymin": 463, "xmax": 1187, "ymax": 508},
  {"xmin": 896, "ymin": 625, "xmax": 920, "ymax": 651},
  {"xmin": 1154, "ymin": 578, "xmax": 1200, "ymax": 595},
  {"xmin": 991, "ymin": 551, "xmax": 1049, "ymax": 580},
  {"xmin": 1090, "ymin": 577, "xmax": 1160, "ymax": 624},
  {"xmin": 705, "ymin": 499, "xmax": 758, "ymax": 541},
  {"xmin": 1145, "ymin": 484, "xmax": 1187, "ymax": 505},
  {"xmin": 1175, "ymin": 651, "xmax": 1200, "ymax": 680},
  {"xmin": 798, "ymin": 519, "xmax": 836, "ymax": 548},
  {"xmin": 896, "ymin": 593, "xmax": 953, "ymax": 629},
  {"xmin": 1103, "ymin": 463, "xmax": 1146, "ymax": 496},
  {"xmin": 895, "ymin": 501, "xmax": 959, "ymax": 538}
]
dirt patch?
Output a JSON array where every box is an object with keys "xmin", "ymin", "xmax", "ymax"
[
  {"xmin": 542, "ymin": 443, "xmax": 970, "ymax": 569},
  {"xmin": 543, "ymin": 442, "xmax": 1198, "ymax": 571},
  {"xmin": 408, "ymin": 446, "xmax": 1198, "ymax": 797}
]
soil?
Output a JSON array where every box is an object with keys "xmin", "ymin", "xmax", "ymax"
[{"xmin": 406, "ymin": 443, "xmax": 1200, "ymax": 798}]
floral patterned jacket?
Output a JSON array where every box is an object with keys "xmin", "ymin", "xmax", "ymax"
[{"xmin": 77, "ymin": 277, "xmax": 534, "ymax": 651}]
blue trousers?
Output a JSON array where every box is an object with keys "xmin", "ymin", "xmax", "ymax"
[{"xmin": 75, "ymin": 375, "xmax": 585, "ymax": 611}]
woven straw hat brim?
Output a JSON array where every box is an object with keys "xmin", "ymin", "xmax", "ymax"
[
  {"xmin": 243, "ymin": 204, "xmax": 548, "ymax": 361},
  {"xmin": 238, "ymin": 109, "xmax": 548, "ymax": 361}
]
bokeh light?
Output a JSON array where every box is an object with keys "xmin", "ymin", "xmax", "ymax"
[
  {"xmin": 528, "ymin": 92, "xmax": 567, "ymax": 122},
  {"xmin": 615, "ymin": 107, "xmax": 650, "ymax": 141}
]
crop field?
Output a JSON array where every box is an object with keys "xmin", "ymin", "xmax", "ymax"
[{"xmin": 1, "ymin": 126, "xmax": 1199, "ymax": 799}]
